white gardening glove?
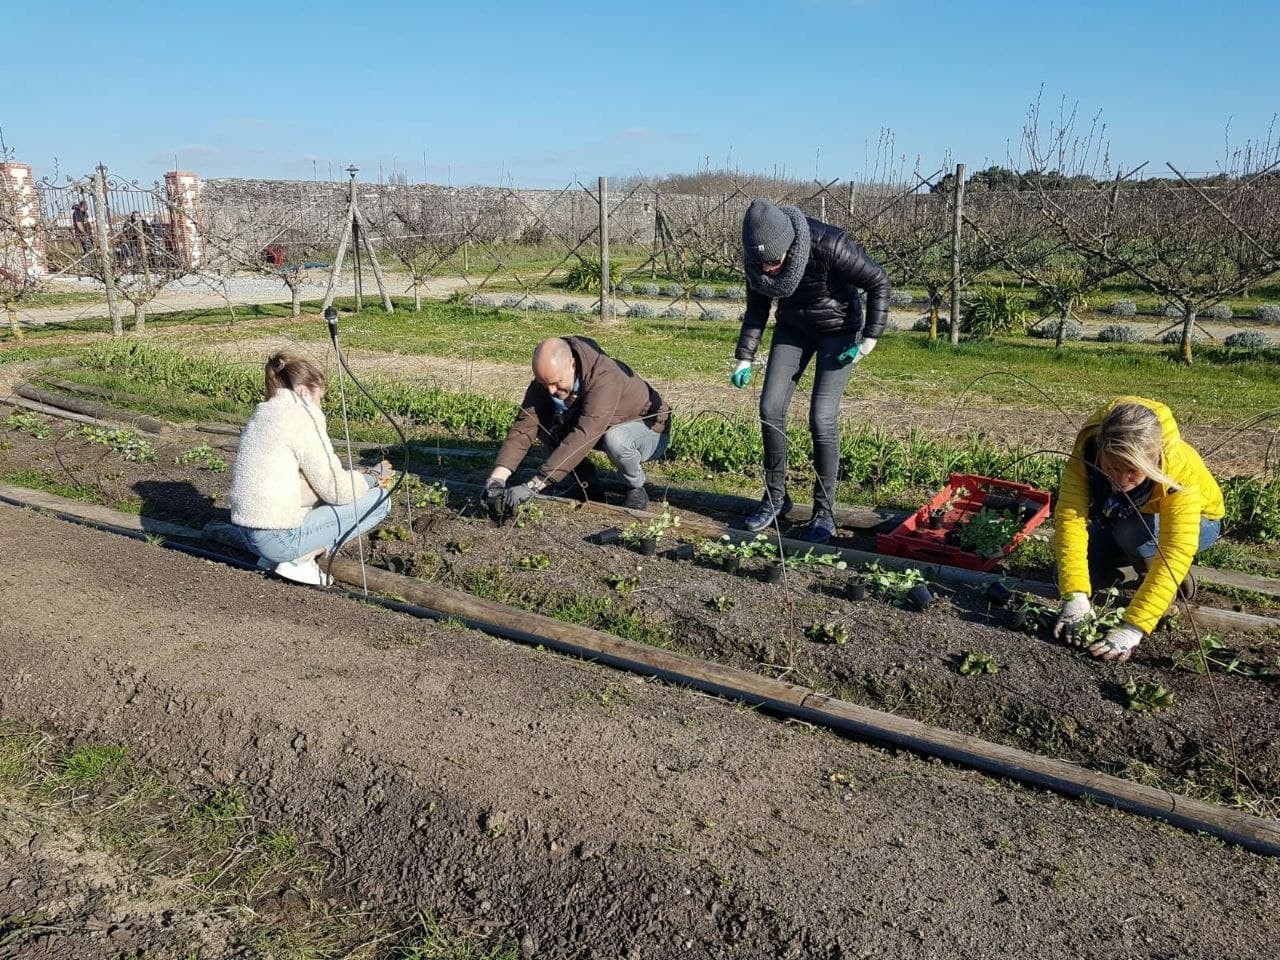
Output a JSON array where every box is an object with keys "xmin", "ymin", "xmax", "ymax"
[
  {"xmin": 1053, "ymin": 592, "xmax": 1092, "ymax": 644},
  {"xmin": 837, "ymin": 338, "xmax": 878, "ymax": 366},
  {"xmin": 855, "ymin": 336, "xmax": 877, "ymax": 361},
  {"xmin": 1089, "ymin": 623, "xmax": 1144, "ymax": 663}
]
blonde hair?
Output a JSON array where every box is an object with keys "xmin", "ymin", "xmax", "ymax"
[
  {"xmin": 1096, "ymin": 402, "xmax": 1180, "ymax": 490},
  {"xmin": 263, "ymin": 352, "xmax": 325, "ymax": 401}
]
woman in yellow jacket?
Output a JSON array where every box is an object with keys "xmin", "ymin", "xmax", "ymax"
[{"xmin": 1052, "ymin": 397, "xmax": 1225, "ymax": 662}]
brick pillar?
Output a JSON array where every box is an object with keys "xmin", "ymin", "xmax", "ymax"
[
  {"xmin": 0, "ymin": 162, "xmax": 48, "ymax": 278},
  {"xmin": 163, "ymin": 170, "xmax": 203, "ymax": 269}
]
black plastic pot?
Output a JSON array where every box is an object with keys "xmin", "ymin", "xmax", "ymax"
[
  {"xmin": 763, "ymin": 562, "xmax": 784, "ymax": 584},
  {"xmin": 1010, "ymin": 610, "xmax": 1029, "ymax": 630},
  {"xmin": 906, "ymin": 583, "xmax": 934, "ymax": 611},
  {"xmin": 927, "ymin": 510, "xmax": 946, "ymax": 530},
  {"xmin": 722, "ymin": 555, "xmax": 740, "ymax": 574},
  {"xmin": 985, "ymin": 581, "xmax": 1013, "ymax": 606},
  {"xmin": 638, "ymin": 538, "xmax": 657, "ymax": 556},
  {"xmin": 846, "ymin": 580, "xmax": 867, "ymax": 601}
]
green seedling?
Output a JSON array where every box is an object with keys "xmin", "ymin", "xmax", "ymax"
[
  {"xmin": 3, "ymin": 412, "xmax": 50, "ymax": 439},
  {"xmin": 55, "ymin": 744, "xmax": 127, "ymax": 786},
  {"xmin": 1072, "ymin": 587, "xmax": 1127, "ymax": 645},
  {"xmin": 517, "ymin": 553, "xmax": 550, "ymax": 570},
  {"xmin": 513, "ymin": 502, "xmax": 546, "ymax": 528},
  {"xmin": 401, "ymin": 474, "xmax": 449, "ymax": 508},
  {"xmin": 958, "ymin": 651, "xmax": 1000, "ymax": 676},
  {"xmin": 606, "ymin": 573, "xmax": 641, "ymax": 595},
  {"xmin": 954, "ymin": 507, "xmax": 1021, "ymax": 557},
  {"xmin": 861, "ymin": 562, "xmax": 925, "ymax": 603},
  {"xmin": 173, "ymin": 443, "xmax": 227, "ymax": 472},
  {"xmin": 1123, "ymin": 677, "xmax": 1176, "ymax": 712},
  {"xmin": 619, "ymin": 503, "xmax": 681, "ymax": 547},
  {"xmin": 70, "ymin": 425, "xmax": 154, "ymax": 463},
  {"xmin": 1171, "ymin": 632, "xmax": 1253, "ymax": 676},
  {"xmin": 785, "ymin": 547, "xmax": 848, "ymax": 570},
  {"xmin": 708, "ymin": 595, "xmax": 734, "ymax": 612},
  {"xmin": 805, "ymin": 622, "xmax": 850, "ymax": 645},
  {"xmin": 374, "ymin": 524, "xmax": 412, "ymax": 542}
]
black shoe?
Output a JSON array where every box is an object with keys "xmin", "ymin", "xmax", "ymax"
[
  {"xmin": 622, "ymin": 487, "xmax": 649, "ymax": 511},
  {"xmin": 1177, "ymin": 571, "xmax": 1197, "ymax": 602},
  {"xmin": 744, "ymin": 493, "xmax": 793, "ymax": 532}
]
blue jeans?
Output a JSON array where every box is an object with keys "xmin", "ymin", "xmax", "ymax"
[
  {"xmin": 241, "ymin": 485, "xmax": 392, "ymax": 563},
  {"xmin": 758, "ymin": 324, "xmax": 857, "ymax": 516},
  {"xmin": 1088, "ymin": 512, "xmax": 1221, "ymax": 580}
]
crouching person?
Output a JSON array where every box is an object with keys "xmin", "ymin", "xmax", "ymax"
[
  {"xmin": 482, "ymin": 336, "xmax": 670, "ymax": 517},
  {"xmin": 1052, "ymin": 396, "xmax": 1224, "ymax": 662},
  {"xmin": 229, "ymin": 352, "xmax": 393, "ymax": 585}
]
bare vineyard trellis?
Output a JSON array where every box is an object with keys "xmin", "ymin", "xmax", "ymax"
[{"xmin": 3, "ymin": 126, "xmax": 1280, "ymax": 363}]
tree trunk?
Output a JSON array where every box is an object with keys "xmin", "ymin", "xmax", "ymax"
[
  {"xmin": 291, "ymin": 280, "xmax": 302, "ymax": 318},
  {"xmin": 1180, "ymin": 304, "xmax": 1196, "ymax": 365},
  {"xmin": 414, "ymin": 280, "xmax": 422, "ymax": 312},
  {"xmin": 133, "ymin": 300, "xmax": 146, "ymax": 334},
  {"xmin": 5, "ymin": 303, "xmax": 22, "ymax": 339},
  {"xmin": 928, "ymin": 297, "xmax": 939, "ymax": 341},
  {"xmin": 1055, "ymin": 308, "xmax": 1067, "ymax": 349}
]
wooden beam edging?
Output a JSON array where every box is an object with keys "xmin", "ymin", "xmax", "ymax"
[
  {"xmin": 13, "ymin": 384, "xmax": 172, "ymax": 434},
  {"xmin": 1, "ymin": 482, "xmax": 1275, "ymax": 856},
  {"xmin": 326, "ymin": 555, "xmax": 1280, "ymax": 856}
]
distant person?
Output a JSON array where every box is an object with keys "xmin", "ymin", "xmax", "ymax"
[
  {"xmin": 481, "ymin": 336, "xmax": 670, "ymax": 515},
  {"xmin": 71, "ymin": 199, "xmax": 92, "ymax": 255},
  {"xmin": 1052, "ymin": 397, "xmax": 1225, "ymax": 662},
  {"xmin": 732, "ymin": 199, "xmax": 893, "ymax": 543},
  {"xmin": 228, "ymin": 352, "xmax": 393, "ymax": 585}
]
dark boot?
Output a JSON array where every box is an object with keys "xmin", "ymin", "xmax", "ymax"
[{"xmin": 622, "ymin": 486, "xmax": 650, "ymax": 511}]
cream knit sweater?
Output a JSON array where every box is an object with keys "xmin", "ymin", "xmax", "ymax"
[{"xmin": 229, "ymin": 391, "xmax": 371, "ymax": 529}]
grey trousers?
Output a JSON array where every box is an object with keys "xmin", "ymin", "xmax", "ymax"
[{"xmin": 598, "ymin": 420, "xmax": 670, "ymax": 489}]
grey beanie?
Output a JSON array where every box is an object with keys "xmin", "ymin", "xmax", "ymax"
[{"xmin": 742, "ymin": 199, "xmax": 795, "ymax": 264}]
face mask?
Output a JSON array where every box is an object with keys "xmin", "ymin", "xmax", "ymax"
[{"xmin": 550, "ymin": 376, "xmax": 581, "ymax": 412}]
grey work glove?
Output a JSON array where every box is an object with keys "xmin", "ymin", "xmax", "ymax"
[
  {"xmin": 501, "ymin": 483, "xmax": 536, "ymax": 514},
  {"xmin": 481, "ymin": 479, "xmax": 507, "ymax": 520}
]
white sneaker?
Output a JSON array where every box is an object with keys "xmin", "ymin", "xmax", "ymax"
[{"xmin": 273, "ymin": 557, "xmax": 333, "ymax": 587}]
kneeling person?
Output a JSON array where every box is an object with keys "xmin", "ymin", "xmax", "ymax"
[
  {"xmin": 229, "ymin": 352, "xmax": 394, "ymax": 585},
  {"xmin": 483, "ymin": 336, "xmax": 670, "ymax": 515}
]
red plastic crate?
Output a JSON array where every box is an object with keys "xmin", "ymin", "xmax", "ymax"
[{"xmin": 875, "ymin": 473, "xmax": 1052, "ymax": 572}]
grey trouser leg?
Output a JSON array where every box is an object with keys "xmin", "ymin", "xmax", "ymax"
[{"xmin": 600, "ymin": 420, "xmax": 669, "ymax": 489}]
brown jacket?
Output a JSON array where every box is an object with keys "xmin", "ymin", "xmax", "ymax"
[{"xmin": 494, "ymin": 336, "xmax": 670, "ymax": 485}]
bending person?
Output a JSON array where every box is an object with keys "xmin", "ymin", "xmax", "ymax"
[
  {"xmin": 229, "ymin": 352, "xmax": 393, "ymax": 585},
  {"xmin": 1052, "ymin": 397, "xmax": 1224, "ymax": 662},
  {"xmin": 732, "ymin": 198, "xmax": 892, "ymax": 543},
  {"xmin": 482, "ymin": 336, "xmax": 670, "ymax": 515}
]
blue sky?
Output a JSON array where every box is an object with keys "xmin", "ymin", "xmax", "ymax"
[{"xmin": 6, "ymin": 0, "xmax": 1277, "ymax": 187}]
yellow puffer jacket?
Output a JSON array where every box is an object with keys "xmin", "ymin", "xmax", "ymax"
[{"xmin": 1055, "ymin": 396, "xmax": 1225, "ymax": 634}]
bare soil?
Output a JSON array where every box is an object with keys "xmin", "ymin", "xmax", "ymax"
[{"xmin": 2, "ymin": 505, "xmax": 1280, "ymax": 959}]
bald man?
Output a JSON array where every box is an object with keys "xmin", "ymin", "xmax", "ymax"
[{"xmin": 482, "ymin": 336, "xmax": 671, "ymax": 516}]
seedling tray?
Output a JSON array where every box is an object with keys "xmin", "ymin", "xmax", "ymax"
[{"xmin": 876, "ymin": 473, "xmax": 1052, "ymax": 572}]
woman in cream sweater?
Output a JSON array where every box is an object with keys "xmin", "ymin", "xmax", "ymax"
[{"xmin": 229, "ymin": 352, "xmax": 393, "ymax": 585}]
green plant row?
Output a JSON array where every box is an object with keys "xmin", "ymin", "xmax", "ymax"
[{"xmin": 77, "ymin": 341, "xmax": 1280, "ymax": 543}]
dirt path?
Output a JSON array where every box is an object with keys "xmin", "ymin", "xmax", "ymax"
[{"xmin": 0, "ymin": 505, "xmax": 1276, "ymax": 958}]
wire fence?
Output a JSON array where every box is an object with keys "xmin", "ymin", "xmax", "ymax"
[{"xmin": 4, "ymin": 159, "xmax": 1280, "ymax": 350}]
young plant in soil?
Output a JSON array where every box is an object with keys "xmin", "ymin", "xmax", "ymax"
[
  {"xmin": 173, "ymin": 443, "xmax": 228, "ymax": 472},
  {"xmin": 513, "ymin": 502, "xmax": 546, "ymax": 528},
  {"xmin": 375, "ymin": 524, "xmax": 412, "ymax": 542},
  {"xmin": 1171, "ymin": 632, "xmax": 1253, "ymax": 676},
  {"xmin": 958, "ymin": 651, "xmax": 1000, "ymax": 676},
  {"xmin": 516, "ymin": 553, "xmax": 550, "ymax": 570},
  {"xmin": 1070, "ymin": 587, "xmax": 1127, "ymax": 645},
  {"xmin": 707, "ymin": 595, "xmax": 734, "ymax": 612},
  {"xmin": 1123, "ymin": 677, "xmax": 1176, "ymax": 712},
  {"xmin": 400, "ymin": 474, "xmax": 449, "ymax": 508},
  {"xmin": 3, "ymin": 412, "xmax": 51, "ymax": 440},
  {"xmin": 620, "ymin": 504, "xmax": 681, "ymax": 554},
  {"xmin": 805, "ymin": 622, "xmax": 850, "ymax": 645},
  {"xmin": 784, "ymin": 547, "xmax": 848, "ymax": 570},
  {"xmin": 606, "ymin": 573, "xmax": 641, "ymax": 595},
  {"xmin": 860, "ymin": 562, "xmax": 926, "ymax": 605},
  {"xmin": 70, "ymin": 425, "xmax": 155, "ymax": 463}
]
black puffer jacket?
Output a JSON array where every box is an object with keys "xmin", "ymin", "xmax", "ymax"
[{"xmin": 735, "ymin": 219, "xmax": 892, "ymax": 361}]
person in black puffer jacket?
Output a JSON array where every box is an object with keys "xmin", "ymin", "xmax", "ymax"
[{"xmin": 731, "ymin": 199, "xmax": 892, "ymax": 543}]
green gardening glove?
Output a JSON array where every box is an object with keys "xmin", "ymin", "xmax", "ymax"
[{"xmin": 731, "ymin": 360, "xmax": 752, "ymax": 388}]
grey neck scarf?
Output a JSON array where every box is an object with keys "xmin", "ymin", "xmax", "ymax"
[{"xmin": 743, "ymin": 206, "xmax": 811, "ymax": 299}]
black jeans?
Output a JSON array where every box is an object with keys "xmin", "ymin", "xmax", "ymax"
[{"xmin": 758, "ymin": 324, "xmax": 856, "ymax": 516}]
